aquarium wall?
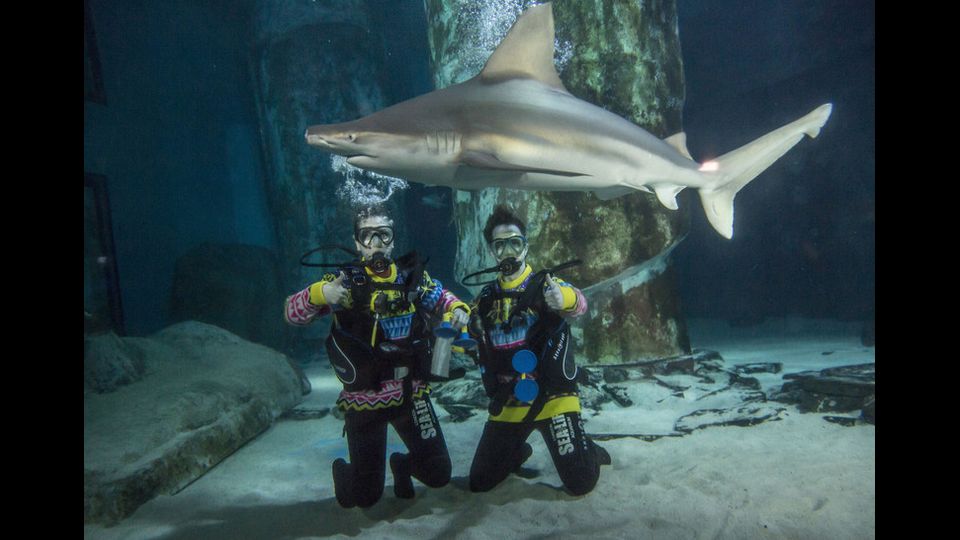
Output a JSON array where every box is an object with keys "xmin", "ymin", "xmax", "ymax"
[
  {"xmin": 84, "ymin": 0, "xmax": 276, "ymax": 338},
  {"xmin": 83, "ymin": 0, "xmax": 874, "ymax": 355}
]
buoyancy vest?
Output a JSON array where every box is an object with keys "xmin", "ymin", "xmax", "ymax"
[
  {"xmin": 325, "ymin": 251, "xmax": 434, "ymax": 392},
  {"xmin": 473, "ymin": 272, "xmax": 580, "ymax": 420}
]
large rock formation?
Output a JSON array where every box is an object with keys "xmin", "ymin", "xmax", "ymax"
[
  {"xmin": 424, "ymin": 0, "xmax": 691, "ymax": 363},
  {"xmin": 83, "ymin": 322, "xmax": 305, "ymax": 526},
  {"xmin": 84, "ymin": 331, "xmax": 149, "ymax": 393},
  {"xmin": 771, "ymin": 363, "xmax": 875, "ymax": 424}
]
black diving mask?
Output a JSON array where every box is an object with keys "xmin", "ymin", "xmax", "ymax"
[
  {"xmin": 491, "ymin": 235, "xmax": 527, "ymax": 258},
  {"xmin": 356, "ymin": 226, "xmax": 394, "ymax": 248}
]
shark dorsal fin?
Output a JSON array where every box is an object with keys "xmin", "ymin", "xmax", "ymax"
[
  {"xmin": 664, "ymin": 132, "xmax": 693, "ymax": 159},
  {"xmin": 479, "ymin": 2, "xmax": 566, "ymax": 91}
]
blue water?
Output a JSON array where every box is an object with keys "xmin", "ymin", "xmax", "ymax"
[{"xmin": 84, "ymin": 0, "xmax": 874, "ymax": 339}]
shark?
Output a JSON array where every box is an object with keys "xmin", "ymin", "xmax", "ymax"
[{"xmin": 305, "ymin": 2, "xmax": 832, "ymax": 239}]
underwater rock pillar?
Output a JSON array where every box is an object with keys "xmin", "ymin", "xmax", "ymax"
[
  {"xmin": 425, "ymin": 0, "xmax": 691, "ymax": 362},
  {"xmin": 248, "ymin": 0, "xmax": 395, "ymax": 338}
]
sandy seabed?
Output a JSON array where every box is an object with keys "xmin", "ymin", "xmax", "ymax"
[{"xmin": 84, "ymin": 318, "xmax": 875, "ymax": 540}]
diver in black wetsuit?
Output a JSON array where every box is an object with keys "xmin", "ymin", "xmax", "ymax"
[
  {"xmin": 465, "ymin": 204, "xmax": 611, "ymax": 496},
  {"xmin": 284, "ymin": 205, "xmax": 470, "ymax": 508}
]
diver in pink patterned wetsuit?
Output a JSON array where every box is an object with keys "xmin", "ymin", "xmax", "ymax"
[{"xmin": 285, "ymin": 204, "xmax": 470, "ymax": 508}]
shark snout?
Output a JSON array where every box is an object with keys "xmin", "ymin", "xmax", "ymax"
[
  {"xmin": 304, "ymin": 128, "xmax": 376, "ymax": 161},
  {"xmin": 304, "ymin": 131, "xmax": 351, "ymax": 155},
  {"xmin": 304, "ymin": 128, "xmax": 333, "ymax": 148}
]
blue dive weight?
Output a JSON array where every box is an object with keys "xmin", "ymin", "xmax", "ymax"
[
  {"xmin": 511, "ymin": 349, "xmax": 539, "ymax": 402},
  {"xmin": 514, "ymin": 378, "xmax": 539, "ymax": 403},
  {"xmin": 512, "ymin": 349, "xmax": 537, "ymax": 373}
]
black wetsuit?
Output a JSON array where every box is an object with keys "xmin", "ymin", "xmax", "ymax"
[
  {"xmin": 285, "ymin": 252, "xmax": 468, "ymax": 507},
  {"xmin": 469, "ymin": 408, "xmax": 604, "ymax": 496},
  {"xmin": 339, "ymin": 390, "xmax": 450, "ymax": 507},
  {"xmin": 467, "ymin": 265, "xmax": 609, "ymax": 496}
]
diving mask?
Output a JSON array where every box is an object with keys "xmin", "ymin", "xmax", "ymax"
[
  {"xmin": 356, "ymin": 225, "xmax": 394, "ymax": 248},
  {"xmin": 491, "ymin": 234, "xmax": 527, "ymax": 258}
]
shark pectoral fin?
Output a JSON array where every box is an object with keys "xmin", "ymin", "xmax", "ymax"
[
  {"xmin": 663, "ymin": 132, "xmax": 693, "ymax": 160},
  {"xmin": 654, "ymin": 185, "xmax": 685, "ymax": 210},
  {"xmin": 459, "ymin": 150, "xmax": 586, "ymax": 177}
]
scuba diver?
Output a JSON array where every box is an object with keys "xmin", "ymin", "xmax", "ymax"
[
  {"xmin": 284, "ymin": 204, "xmax": 470, "ymax": 508},
  {"xmin": 463, "ymin": 204, "xmax": 611, "ymax": 496}
]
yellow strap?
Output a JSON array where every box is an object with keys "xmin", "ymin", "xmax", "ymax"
[
  {"xmin": 489, "ymin": 395, "xmax": 581, "ymax": 423},
  {"xmin": 447, "ymin": 300, "xmax": 470, "ymax": 315},
  {"xmin": 499, "ymin": 264, "xmax": 532, "ymax": 289},
  {"xmin": 559, "ymin": 285, "xmax": 577, "ymax": 310},
  {"xmin": 308, "ymin": 280, "xmax": 329, "ymax": 306}
]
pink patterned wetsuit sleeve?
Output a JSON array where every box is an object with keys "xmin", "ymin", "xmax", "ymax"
[
  {"xmin": 284, "ymin": 286, "xmax": 331, "ymax": 326},
  {"xmin": 439, "ymin": 289, "xmax": 467, "ymax": 313},
  {"xmin": 562, "ymin": 285, "xmax": 588, "ymax": 317}
]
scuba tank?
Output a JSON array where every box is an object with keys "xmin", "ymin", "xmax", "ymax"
[
  {"xmin": 430, "ymin": 312, "xmax": 456, "ymax": 378},
  {"xmin": 429, "ymin": 308, "xmax": 477, "ymax": 379}
]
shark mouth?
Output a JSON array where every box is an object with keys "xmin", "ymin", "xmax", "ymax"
[{"xmin": 305, "ymin": 134, "xmax": 374, "ymax": 159}]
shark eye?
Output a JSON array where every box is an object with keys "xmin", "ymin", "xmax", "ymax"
[{"xmin": 347, "ymin": 134, "xmax": 356, "ymax": 142}]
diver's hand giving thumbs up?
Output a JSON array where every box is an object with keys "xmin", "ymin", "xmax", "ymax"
[
  {"xmin": 544, "ymin": 274, "xmax": 565, "ymax": 311},
  {"xmin": 321, "ymin": 272, "xmax": 348, "ymax": 305}
]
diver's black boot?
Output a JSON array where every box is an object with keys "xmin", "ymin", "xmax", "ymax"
[
  {"xmin": 511, "ymin": 442, "xmax": 539, "ymax": 479},
  {"xmin": 390, "ymin": 452, "xmax": 415, "ymax": 499},
  {"xmin": 332, "ymin": 458, "xmax": 356, "ymax": 508},
  {"xmin": 590, "ymin": 439, "xmax": 612, "ymax": 466},
  {"xmin": 512, "ymin": 443, "xmax": 533, "ymax": 472}
]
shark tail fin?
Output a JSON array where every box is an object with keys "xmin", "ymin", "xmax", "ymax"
[{"xmin": 698, "ymin": 103, "xmax": 833, "ymax": 238}]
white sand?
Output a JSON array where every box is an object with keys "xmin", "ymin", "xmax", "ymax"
[{"xmin": 84, "ymin": 317, "xmax": 875, "ymax": 539}]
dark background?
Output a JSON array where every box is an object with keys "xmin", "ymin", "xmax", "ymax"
[{"xmin": 674, "ymin": 0, "xmax": 874, "ymax": 325}]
